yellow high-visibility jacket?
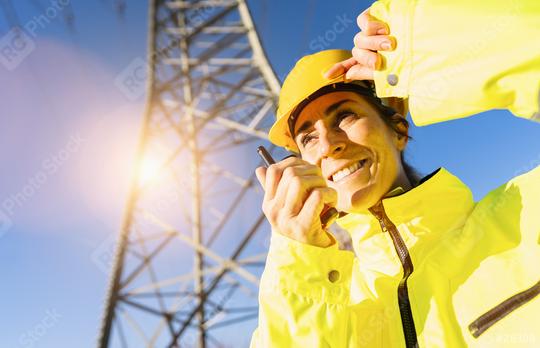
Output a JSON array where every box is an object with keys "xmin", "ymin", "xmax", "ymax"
[
  {"xmin": 251, "ymin": 166, "xmax": 540, "ymax": 347},
  {"xmin": 251, "ymin": 0, "xmax": 540, "ymax": 347}
]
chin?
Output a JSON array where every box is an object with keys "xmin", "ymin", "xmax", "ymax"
[
  {"xmin": 333, "ymin": 161, "xmax": 394, "ymax": 213},
  {"xmin": 337, "ymin": 182, "xmax": 379, "ymax": 213}
]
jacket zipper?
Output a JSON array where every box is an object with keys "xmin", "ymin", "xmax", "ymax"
[
  {"xmin": 468, "ymin": 280, "xmax": 540, "ymax": 338},
  {"xmin": 369, "ymin": 202, "xmax": 419, "ymax": 348}
]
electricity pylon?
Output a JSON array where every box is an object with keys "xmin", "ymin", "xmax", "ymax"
[{"xmin": 97, "ymin": 0, "xmax": 281, "ymax": 346}]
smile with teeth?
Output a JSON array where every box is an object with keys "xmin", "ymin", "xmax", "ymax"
[{"xmin": 331, "ymin": 159, "xmax": 368, "ymax": 182}]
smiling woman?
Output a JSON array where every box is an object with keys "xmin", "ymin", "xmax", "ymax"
[
  {"xmin": 293, "ymin": 89, "xmax": 417, "ymax": 212},
  {"xmin": 251, "ymin": 45, "xmax": 540, "ymax": 347}
]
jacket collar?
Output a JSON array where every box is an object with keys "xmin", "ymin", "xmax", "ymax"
[{"xmin": 336, "ymin": 168, "xmax": 475, "ymax": 242}]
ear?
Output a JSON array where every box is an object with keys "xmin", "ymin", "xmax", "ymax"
[{"xmin": 392, "ymin": 114, "xmax": 409, "ymax": 151}]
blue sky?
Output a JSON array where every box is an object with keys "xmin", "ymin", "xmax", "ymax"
[{"xmin": 1, "ymin": 0, "xmax": 539, "ymax": 347}]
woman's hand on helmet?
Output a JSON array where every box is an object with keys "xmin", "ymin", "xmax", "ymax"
[
  {"xmin": 324, "ymin": 8, "xmax": 395, "ymax": 81},
  {"xmin": 255, "ymin": 156, "xmax": 337, "ymax": 248}
]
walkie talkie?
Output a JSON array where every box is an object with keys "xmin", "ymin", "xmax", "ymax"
[{"xmin": 257, "ymin": 146, "xmax": 339, "ymax": 229}]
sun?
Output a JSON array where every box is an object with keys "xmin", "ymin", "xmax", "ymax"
[{"xmin": 138, "ymin": 153, "xmax": 162, "ymax": 185}]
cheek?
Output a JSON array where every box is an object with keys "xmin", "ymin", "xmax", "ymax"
[
  {"xmin": 299, "ymin": 149, "xmax": 318, "ymax": 165},
  {"xmin": 347, "ymin": 120, "xmax": 387, "ymax": 150},
  {"xmin": 348, "ymin": 121, "xmax": 401, "ymax": 175}
]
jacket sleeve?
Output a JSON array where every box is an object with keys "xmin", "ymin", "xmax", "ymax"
[
  {"xmin": 369, "ymin": 0, "xmax": 540, "ymax": 126},
  {"xmin": 471, "ymin": 163, "xmax": 540, "ymax": 250},
  {"xmin": 446, "ymin": 164, "xmax": 540, "ymax": 284},
  {"xmin": 249, "ymin": 230, "xmax": 356, "ymax": 347}
]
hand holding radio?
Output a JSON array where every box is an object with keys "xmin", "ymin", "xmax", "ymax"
[{"xmin": 255, "ymin": 146, "xmax": 338, "ymax": 248}]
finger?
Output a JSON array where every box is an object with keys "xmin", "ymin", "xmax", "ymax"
[
  {"xmin": 354, "ymin": 32, "xmax": 395, "ymax": 51},
  {"xmin": 324, "ymin": 57, "xmax": 358, "ymax": 79},
  {"xmin": 298, "ymin": 187, "xmax": 338, "ymax": 224},
  {"xmin": 264, "ymin": 158, "xmax": 311, "ymax": 201},
  {"xmin": 277, "ymin": 155, "xmax": 305, "ymax": 168},
  {"xmin": 274, "ymin": 165, "xmax": 323, "ymax": 208},
  {"xmin": 264, "ymin": 164, "xmax": 282, "ymax": 201},
  {"xmin": 345, "ymin": 63, "xmax": 374, "ymax": 81},
  {"xmin": 351, "ymin": 46, "xmax": 380, "ymax": 70},
  {"xmin": 283, "ymin": 175, "xmax": 327, "ymax": 216},
  {"xmin": 357, "ymin": 8, "xmax": 389, "ymax": 36},
  {"xmin": 255, "ymin": 166, "xmax": 266, "ymax": 189}
]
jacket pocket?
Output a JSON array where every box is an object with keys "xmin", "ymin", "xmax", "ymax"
[{"xmin": 468, "ymin": 280, "xmax": 540, "ymax": 338}]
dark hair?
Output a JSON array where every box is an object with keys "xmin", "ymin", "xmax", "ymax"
[{"xmin": 376, "ymin": 111, "xmax": 422, "ymax": 187}]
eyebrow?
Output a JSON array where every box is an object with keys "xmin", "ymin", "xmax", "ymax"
[{"xmin": 294, "ymin": 99, "xmax": 355, "ymax": 137}]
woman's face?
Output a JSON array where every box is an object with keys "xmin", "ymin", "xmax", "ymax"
[{"xmin": 294, "ymin": 91, "xmax": 409, "ymax": 212}]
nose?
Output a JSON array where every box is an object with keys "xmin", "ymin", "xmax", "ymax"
[{"xmin": 318, "ymin": 127, "xmax": 346, "ymax": 159}]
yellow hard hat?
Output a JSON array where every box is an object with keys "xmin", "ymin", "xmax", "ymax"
[{"xmin": 269, "ymin": 49, "xmax": 405, "ymax": 152}]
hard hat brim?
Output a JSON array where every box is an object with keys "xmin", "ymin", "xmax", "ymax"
[{"xmin": 269, "ymin": 74, "xmax": 345, "ymax": 152}]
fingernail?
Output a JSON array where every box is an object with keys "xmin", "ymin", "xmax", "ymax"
[
  {"xmin": 369, "ymin": 57, "xmax": 377, "ymax": 68},
  {"xmin": 377, "ymin": 28, "xmax": 388, "ymax": 35},
  {"xmin": 381, "ymin": 41, "xmax": 392, "ymax": 50}
]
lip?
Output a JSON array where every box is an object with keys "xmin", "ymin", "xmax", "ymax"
[
  {"xmin": 334, "ymin": 158, "xmax": 371, "ymax": 184},
  {"xmin": 327, "ymin": 158, "xmax": 370, "ymax": 182}
]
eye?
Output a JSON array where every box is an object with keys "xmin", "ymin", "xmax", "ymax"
[
  {"xmin": 300, "ymin": 133, "xmax": 317, "ymax": 147},
  {"xmin": 335, "ymin": 110, "xmax": 359, "ymax": 127}
]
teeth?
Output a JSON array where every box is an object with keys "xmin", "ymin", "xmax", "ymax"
[{"xmin": 332, "ymin": 160, "xmax": 366, "ymax": 182}]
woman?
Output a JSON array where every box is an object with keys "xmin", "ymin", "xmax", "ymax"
[{"xmin": 250, "ymin": 2, "xmax": 540, "ymax": 348}]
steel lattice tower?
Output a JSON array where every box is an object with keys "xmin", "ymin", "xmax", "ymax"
[{"xmin": 97, "ymin": 0, "xmax": 281, "ymax": 346}]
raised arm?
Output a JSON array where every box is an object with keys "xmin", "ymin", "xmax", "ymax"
[{"xmin": 327, "ymin": 0, "xmax": 540, "ymax": 126}]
